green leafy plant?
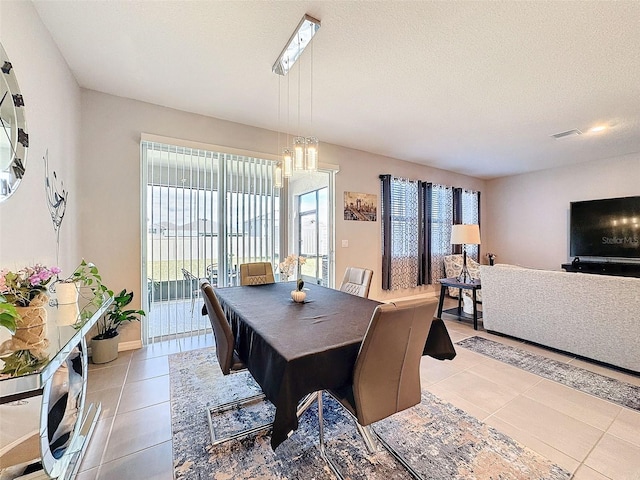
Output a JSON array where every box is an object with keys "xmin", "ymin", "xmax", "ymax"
[
  {"xmin": 59, "ymin": 259, "xmax": 113, "ymax": 322},
  {"xmin": 0, "ymin": 349, "xmax": 48, "ymax": 376},
  {"xmin": 0, "ymin": 294, "xmax": 19, "ymax": 334},
  {"xmin": 94, "ymin": 289, "xmax": 145, "ymax": 340},
  {"xmin": 63, "ymin": 259, "xmax": 111, "ymax": 298}
]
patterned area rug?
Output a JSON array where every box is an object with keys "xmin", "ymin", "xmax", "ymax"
[
  {"xmin": 169, "ymin": 348, "xmax": 570, "ymax": 479},
  {"xmin": 456, "ymin": 336, "xmax": 640, "ymax": 411}
]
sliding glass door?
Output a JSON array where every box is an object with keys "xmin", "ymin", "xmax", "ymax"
[{"xmin": 142, "ymin": 140, "xmax": 280, "ymax": 343}]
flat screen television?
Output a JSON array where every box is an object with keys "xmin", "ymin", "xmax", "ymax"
[{"xmin": 570, "ymin": 196, "xmax": 640, "ymax": 259}]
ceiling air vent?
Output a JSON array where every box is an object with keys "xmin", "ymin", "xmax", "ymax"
[{"xmin": 550, "ymin": 129, "xmax": 582, "ymax": 139}]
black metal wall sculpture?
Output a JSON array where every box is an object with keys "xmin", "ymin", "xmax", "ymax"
[{"xmin": 44, "ymin": 150, "xmax": 68, "ymax": 264}]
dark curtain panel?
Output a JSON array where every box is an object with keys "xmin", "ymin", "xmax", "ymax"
[
  {"xmin": 417, "ymin": 181, "xmax": 430, "ymax": 285},
  {"xmin": 452, "ymin": 187, "xmax": 463, "ymax": 254},
  {"xmin": 380, "ymin": 174, "xmax": 392, "ymax": 290}
]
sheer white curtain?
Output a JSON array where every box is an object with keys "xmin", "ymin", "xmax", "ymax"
[
  {"xmin": 389, "ymin": 178, "xmax": 420, "ymax": 289},
  {"xmin": 430, "ymin": 184, "xmax": 454, "ymax": 283},
  {"xmin": 461, "ymin": 189, "xmax": 480, "ymax": 261},
  {"xmin": 380, "ymin": 175, "xmax": 421, "ymax": 290}
]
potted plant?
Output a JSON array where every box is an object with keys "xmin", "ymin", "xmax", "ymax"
[
  {"xmin": 54, "ymin": 259, "xmax": 111, "ymax": 307},
  {"xmin": 91, "ymin": 289, "xmax": 145, "ymax": 364},
  {"xmin": 0, "ymin": 264, "xmax": 60, "ymax": 374}
]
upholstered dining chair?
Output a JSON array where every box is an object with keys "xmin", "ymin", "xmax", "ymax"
[
  {"xmin": 339, "ymin": 266, "xmax": 373, "ymax": 298},
  {"xmin": 239, "ymin": 262, "xmax": 275, "ymax": 286},
  {"xmin": 200, "ymin": 281, "xmax": 272, "ymax": 445},
  {"xmin": 316, "ymin": 297, "xmax": 439, "ymax": 479}
]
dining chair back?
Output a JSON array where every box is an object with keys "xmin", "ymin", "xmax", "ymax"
[
  {"xmin": 317, "ymin": 297, "xmax": 439, "ymax": 479},
  {"xmin": 339, "ymin": 267, "xmax": 373, "ymax": 298},
  {"xmin": 239, "ymin": 262, "xmax": 275, "ymax": 286},
  {"xmin": 200, "ymin": 281, "xmax": 238, "ymax": 375},
  {"xmin": 200, "ymin": 281, "xmax": 271, "ymax": 445},
  {"xmin": 350, "ymin": 297, "xmax": 437, "ymax": 425}
]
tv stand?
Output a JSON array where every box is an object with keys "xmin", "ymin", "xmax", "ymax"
[{"xmin": 562, "ymin": 261, "xmax": 640, "ymax": 278}]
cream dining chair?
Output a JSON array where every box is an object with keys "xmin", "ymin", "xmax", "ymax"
[
  {"xmin": 316, "ymin": 297, "xmax": 439, "ymax": 479},
  {"xmin": 239, "ymin": 262, "xmax": 275, "ymax": 286},
  {"xmin": 339, "ymin": 267, "xmax": 373, "ymax": 298}
]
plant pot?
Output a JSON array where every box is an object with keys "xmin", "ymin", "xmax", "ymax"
[
  {"xmin": 56, "ymin": 303, "xmax": 80, "ymax": 326},
  {"xmin": 291, "ymin": 290, "xmax": 306, "ymax": 303},
  {"xmin": 91, "ymin": 335, "xmax": 119, "ymax": 364},
  {"xmin": 56, "ymin": 282, "xmax": 79, "ymax": 305}
]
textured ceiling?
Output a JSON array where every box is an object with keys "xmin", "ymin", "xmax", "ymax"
[{"xmin": 32, "ymin": 0, "xmax": 640, "ymax": 179}]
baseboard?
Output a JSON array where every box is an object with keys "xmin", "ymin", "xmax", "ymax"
[{"xmin": 118, "ymin": 340, "xmax": 143, "ymax": 352}]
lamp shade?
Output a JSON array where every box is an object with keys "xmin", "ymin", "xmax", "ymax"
[{"xmin": 450, "ymin": 224, "xmax": 481, "ymax": 245}]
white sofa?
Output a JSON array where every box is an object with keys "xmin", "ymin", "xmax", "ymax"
[{"xmin": 480, "ymin": 264, "xmax": 640, "ymax": 373}]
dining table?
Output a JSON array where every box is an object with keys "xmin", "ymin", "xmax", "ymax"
[{"xmin": 214, "ymin": 281, "xmax": 454, "ymax": 449}]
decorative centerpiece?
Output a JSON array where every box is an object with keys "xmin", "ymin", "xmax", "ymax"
[
  {"xmin": 0, "ymin": 264, "xmax": 60, "ymax": 375},
  {"xmin": 291, "ymin": 278, "xmax": 306, "ymax": 303},
  {"xmin": 279, "ymin": 254, "xmax": 308, "ymax": 303}
]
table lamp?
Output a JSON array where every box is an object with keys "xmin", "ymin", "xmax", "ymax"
[{"xmin": 450, "ymin": 224, "xmax": 481, "ymax": 283}]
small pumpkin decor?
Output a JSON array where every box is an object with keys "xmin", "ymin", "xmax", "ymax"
[
  {"xmin": 291, "ymin": 278, "xmax": 307, "ymax": 303},
  {"xmin": 91, "ymin": 289, "xmax": 145, "ymax": 364}
]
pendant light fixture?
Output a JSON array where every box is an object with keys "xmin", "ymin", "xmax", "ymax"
[{"xmin": 273, "ymin": 14, "xmax": 320, "ymax": 177}]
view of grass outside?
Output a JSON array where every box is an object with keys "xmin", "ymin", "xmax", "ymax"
[{"xmin": 147, "ymin": 256, "xmax": 279, "ymax": 282}]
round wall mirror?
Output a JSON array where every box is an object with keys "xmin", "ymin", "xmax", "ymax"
[{"xmin": 0, "ymin": 42, "xmax": 28, "ymax": 203}]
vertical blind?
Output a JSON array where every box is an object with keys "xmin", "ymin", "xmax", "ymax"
[{"xmin": 142, "ymin": 140, "xmax": 280, "ymax": 343}]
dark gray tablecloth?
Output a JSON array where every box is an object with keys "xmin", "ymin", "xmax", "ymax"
[
  {"xmin": 215, "ymin": 282, "xmax": 379, "ymax": 449},
  {"xmin": 215, "ymin": 282, "xmax": 455, "ymax": 450}
]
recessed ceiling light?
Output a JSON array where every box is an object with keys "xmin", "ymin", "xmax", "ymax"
[{"xmin": 590, "ymin": 125, "xmax": 607, "ymax": 133}]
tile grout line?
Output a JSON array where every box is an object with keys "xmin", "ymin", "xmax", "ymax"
[{"xmin": 92, "ymin": 354, "xmax": 133, "ymax": 480}]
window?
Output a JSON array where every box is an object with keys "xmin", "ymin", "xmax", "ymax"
[
  {"xmin": 381, "ymin": 175, "xmax": 480, "ymax": 289},
  {"xmin": 380, "ymin": 175, "xmax": 421, "ymax": 289},
  {"xmin": 297, "ymin": 188, "xmax": 328, "ymax": 285}
]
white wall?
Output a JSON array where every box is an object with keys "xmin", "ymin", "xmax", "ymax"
[
  {"xmin": 484, "ymin": 152, "xmax": 640, "ymax": 270},
  {"xmin": 80, "ymin": 90, "xmax": 485, "ymax": 343},
  {"xmin": 0, "ymin": 1, "xmax": 81, "ymax": 275},
  {"xmin": 327, "ymin": 143, "xmax": 485, "ymax": 301}
]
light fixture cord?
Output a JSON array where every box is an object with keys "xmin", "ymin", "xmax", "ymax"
[
  {"xmin": 277, "ymin": 73, "xmax": 281, "ymax": 156},
  {"xmin": 297, "ymin": 34, "xmax": 301, "ymax": 136},
  {"xmin": 286, "ymin": 58, "xmax": 290, "ymax": 146},
  {"xmin": 310, "ymin": 38, "xmax": 313, "ymax": 132}
]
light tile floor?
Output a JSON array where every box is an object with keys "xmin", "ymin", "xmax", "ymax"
[{"xmin": 76, "ymin": 305, "xmax": 640, "ymax": 480}]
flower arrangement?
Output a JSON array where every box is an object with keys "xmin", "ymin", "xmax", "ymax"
[
  {"xmin": 0, "ymin": 264, "xmax": 60, "ymax": 308},
  {"xmin": 485, "ymin": 252, "xmax": 497, "ymax": 265},
  {"xmin": 278, "ymin": 254, "xmax": 306, "ymax": 282}
]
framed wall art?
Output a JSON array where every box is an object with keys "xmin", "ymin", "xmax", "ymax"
[{"xmin": 344, "ymin": 191, "xmax": 377, "ymax": 221}]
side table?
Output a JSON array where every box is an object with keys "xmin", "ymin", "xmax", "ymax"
[{"xmin": 437, "ymin": 277, "xmax": 482, "ymax": 330}]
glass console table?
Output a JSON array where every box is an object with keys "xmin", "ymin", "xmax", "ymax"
[{"xmin": 0, "ymin": 294, "xmax": 113, "ymax": 480}]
